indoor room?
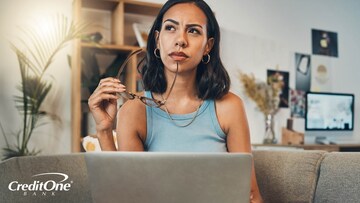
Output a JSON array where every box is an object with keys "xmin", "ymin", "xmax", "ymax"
[{"xmin": 1, "ymin": 0, "xmax": 360, "ymax": 202}]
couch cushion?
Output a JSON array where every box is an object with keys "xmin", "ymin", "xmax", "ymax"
[
  {"xmin": 314, "ymin": 152, "xmax": 360, "ymax": 203},
  {"xmin": 253, "ymin": 150, "xmax": 326, "ymax": 203},
  {"xmin": 0, "ymin": 153, "xmax": 92, "ymax": 203}
]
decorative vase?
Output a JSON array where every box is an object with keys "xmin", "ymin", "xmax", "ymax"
[{"xmin": 263, "ymin": 114, "xmax": 277, "ymax": 144}]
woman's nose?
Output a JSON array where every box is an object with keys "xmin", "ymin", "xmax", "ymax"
[
  {"xmin": 176, "ymin": 41, "xmax": 186, "ymax": 47},
  {"xmin": 175, "ymin": 33, "xmax": 187, "ymax": 48}
]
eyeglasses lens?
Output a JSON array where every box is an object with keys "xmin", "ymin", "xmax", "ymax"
[
  {"xmin": 118, "ymin": 92, "xmax": 135, "ymax": 100},
  {"xmin": 140, "ymin": 97, "xmax": 161, "ymax": 107}
]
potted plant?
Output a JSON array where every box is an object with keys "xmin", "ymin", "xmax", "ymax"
[
  {"xmin": 239, "ymin": 72, "xmax": 282, "ymax": 144},
  {"xmin": 1, "ymin": 14, "xmax": 87, "ymax": 160}
]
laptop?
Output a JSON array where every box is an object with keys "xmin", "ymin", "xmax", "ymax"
[{"xmin": 85, "ymin": 152, "xmax": 252, "ymax": 203}]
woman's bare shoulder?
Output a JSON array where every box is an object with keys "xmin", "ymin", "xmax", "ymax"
[
  {"xmin": 117, "ymin": 99, "xmax": 147, "ymax": 134},
  {"xmin": 115, "ymin": 99, "xmax": 147, "ymax": 150},
  {"xmin": 119, "ymin": 98, "xmax": 146, "ymax": 115},
  {"xmin": 216, "ymin": 92, "xmax": 245, "ymax": 110},
  {"xmin": 215, "ymin": 92, "xmax": 247, "ymax": 133}
]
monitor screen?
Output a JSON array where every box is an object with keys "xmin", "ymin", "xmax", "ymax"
[{"xmin": 305, "ymin": 92, "xmax": 354, "ymax": 131}]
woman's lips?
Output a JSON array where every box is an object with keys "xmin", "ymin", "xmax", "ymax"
[{"xmin": 169, "ymin": 52, "xmax": 188, "ymax": 61}]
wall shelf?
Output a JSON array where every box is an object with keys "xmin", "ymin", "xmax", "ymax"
[{"xmin": 71, "ymin": 0, "xmax": 162, "ymax": 152}]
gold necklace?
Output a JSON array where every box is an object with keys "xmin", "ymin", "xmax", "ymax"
[{"xmin": 161, "ymin": 95, "xmax": 202, "ymax": 127}]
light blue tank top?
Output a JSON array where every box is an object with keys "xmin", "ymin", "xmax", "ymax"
[{"xmin": 144, "ymin": 91, "xmax": 227, "ymax": 152}]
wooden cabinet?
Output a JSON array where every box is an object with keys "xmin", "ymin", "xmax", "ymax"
[{"xmin": 71, "ymin": 0, "xmax": 162, "ymax": 152}]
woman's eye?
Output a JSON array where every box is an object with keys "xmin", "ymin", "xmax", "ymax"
[
  {"xmin": 188, "ymin": 28, "xmax": 200, "ymax": 34},
  {"xmin": 164, "ymin": 25, "xmax": 175, "ymax": 31}
]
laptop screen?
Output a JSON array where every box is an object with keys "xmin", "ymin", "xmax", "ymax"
[{"xmin": 85, "ymin": 152, "xmax": 252, "ymax": 203}]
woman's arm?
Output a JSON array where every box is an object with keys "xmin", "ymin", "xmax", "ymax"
[
  {"xmin": 216, "ymin": 92, "xmax": 263, "ymax": 203},
  {"xmin": 116, "ymin": 99, "xmax": 147, "ymax": 151},
  {"xmin": 88, "ymin": 76, "xmax": 146, "ymax": 151},
  {"xmin": 88, "ymin": 77, "xmax": 125, "ymax": 151}
]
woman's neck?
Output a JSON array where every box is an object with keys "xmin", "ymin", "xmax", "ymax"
[
  {"xmin": 163, "ymin": 70, "xmax": 198, "ymax": 102},
  {"xmin": 155, "ymin": 69, "xmax": 201, "ymax": 114}
]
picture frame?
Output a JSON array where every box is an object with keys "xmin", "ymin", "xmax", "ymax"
[
  {"xmin": 312, "ymin": 29, "xmax": 338, "ymax": 57},
  {"xmin": 132, "ymin": 23, "xmax": 151, "ymax": 47},
  {"xmin": 295, "ymin": 53, "xmax": 311, "ymax": 92},
  {"xmin": 267, "ymin": 69, "xmax": 290, "ymax": 108},
  {"xmin": 290, "ymin": 89, "xmax": 306, "ymax": 118}
]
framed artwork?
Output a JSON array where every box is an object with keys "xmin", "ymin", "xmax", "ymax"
[
  {"xmin": 311, "ymin": 55, "xmax": 332, "ymax": 92},
  {"xmin": 295, "ymin": 53, "xmax": 311, "ymax": 92},
  {"xmin": 290, "ymin": 89, "xmax": 305, "ymax": 118},
  {"xmin": 267, "ymin": 69, "xmax": 290, "ymax": 108},
  {"xmin": 133, "ymin": 23, "xmax": 151, "ymax": 48},
  {"xmin": 312, "ymin": 29, "xmax": 338, "ymax": 57}
]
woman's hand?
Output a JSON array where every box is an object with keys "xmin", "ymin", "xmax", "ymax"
[{"xmin": 88, "ymin": 77, "xmax": 126, "ymax": 133}]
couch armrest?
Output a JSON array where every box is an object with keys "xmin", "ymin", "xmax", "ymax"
[
  {"xmin": 314, "ymin": 152, "xmax": 360, "ymax": 202},
  {"xmin": 0, "ymin": 153, "xmax": 92, "ymax": 203},
  {"xmin": 253, "ymin": 150, "xmax": 326, "ymax": 203}
]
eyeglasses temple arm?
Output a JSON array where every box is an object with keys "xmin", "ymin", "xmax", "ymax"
[
  {"xmin": 163, "ymin": 62, "xmax": 179, "ymax": 103},
  {"xmin": 116, "ymin": 48, "xmax": 144, "ymax": 79}
]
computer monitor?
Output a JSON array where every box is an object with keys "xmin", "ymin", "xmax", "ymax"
[{"xmin": 305, "ymin": 92, "xmax": 354, "ymax": 131}]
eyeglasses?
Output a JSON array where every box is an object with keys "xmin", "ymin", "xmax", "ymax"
[{"xmin": 116, "ymin": 48, "xmax": 178, "ymax": 108}]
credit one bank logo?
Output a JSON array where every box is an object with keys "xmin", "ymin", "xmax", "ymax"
[{"xmin": 8, "ymin": 172, "xmax": 73, "ymax": 196}]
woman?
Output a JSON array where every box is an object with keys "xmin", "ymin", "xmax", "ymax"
[{"xmin": 88, "ymin": 0, "xmax": 263, "ymax": 202}]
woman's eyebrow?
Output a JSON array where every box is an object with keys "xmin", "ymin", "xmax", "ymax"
[
  {"xmin": 187, "ymin": 24, "xmax": 203, "ymax": 29},
  {"xmin": 163, "ymin": 19, "xmax": 203, "ymax": 29},
  {"xmin": 164, "ymin": 19, "xmax": 179, "ymax": 25}
]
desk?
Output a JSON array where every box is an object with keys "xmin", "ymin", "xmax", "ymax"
[{"xmin": 252, "ymin": 144, "xmax": 360, "ymax": 152}]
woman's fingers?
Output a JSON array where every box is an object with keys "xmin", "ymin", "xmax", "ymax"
[
  {"xmin": 99, "ymin": 77, "xmax": 121, "ymax": 85},
  {"xmin": 89, "ymin": 93, "xmax": 118, "ymax": 108},
  {"xmin": 95, "ymin": 85, "xmax": 126, "ymax": 95},
  {"xmin": 94, "ymin": 77, "xmax": 126, "ymax": 94},
  {"xmin": 97, "ymin": 78, "xmax": 121, "ymax": 89},
  {"xmin": 88, "ymin": 77, "xmax": 126, "ymax": 110}
]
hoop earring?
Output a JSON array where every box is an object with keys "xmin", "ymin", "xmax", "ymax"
[
  {"xmin": 202, "ymin": 54, "xmax": 210, "ymax": 64},
  {"xmin": 154, "ymin": 48, "xmax": 161, "ymax": 58}
]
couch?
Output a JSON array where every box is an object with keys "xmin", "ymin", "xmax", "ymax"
[
  {"xmin": 1, "ymin": 150, "xmax": 359, "ymax": 203},
  {"xmin": 253, "ymin": 150, "xmax": 360, "ymax": 203}
]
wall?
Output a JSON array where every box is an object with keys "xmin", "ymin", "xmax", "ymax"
[
  {"xmin": 1, "ymin": 0, "xmax": 360, "ymax": 157},
  {"xmin": 0, "ymin": 0, "xmax": 73, "ymax": 157},
  {"xmin": 212, "ymin": 0, "xmax": 360, "ymax": 144}
]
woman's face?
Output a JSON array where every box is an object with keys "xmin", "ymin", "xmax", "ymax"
[{"xmin": 156, "ymin": 3, "xmax": 214, "ymax": 73}]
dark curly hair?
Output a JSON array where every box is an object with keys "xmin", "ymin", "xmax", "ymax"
[{"xmin": 140, "ymin": 0, "xmax": 230, "ymax": 100}]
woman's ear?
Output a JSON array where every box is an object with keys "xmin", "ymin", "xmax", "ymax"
[
  {"xmin": 155, "ymin": 30, "xmax": 160, "ymax": 48},
  {"xmin": 204, "ymin": 37, "xmax": 214, "ymax": 55}
]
